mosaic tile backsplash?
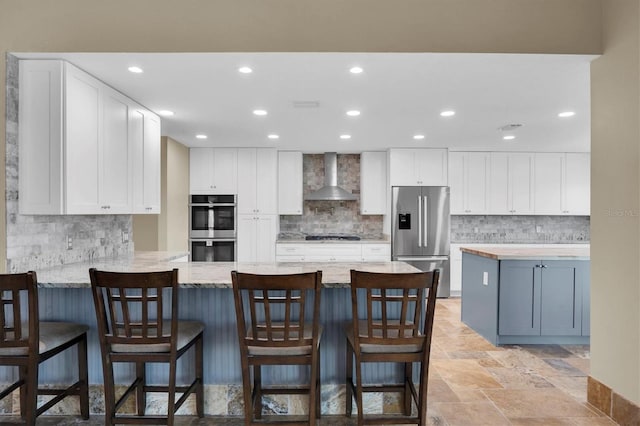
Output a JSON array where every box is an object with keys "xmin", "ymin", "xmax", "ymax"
[
  {"xmin": 279, "ymin": 154, "xmax": 384, "ymax": 238},
  {"xmin": 5, "ymin": 54, "xmax": 133, "ymax": 273},
  {"xmin": 451, "ymin": 214, "xmax": 590, "ymax": 243}
]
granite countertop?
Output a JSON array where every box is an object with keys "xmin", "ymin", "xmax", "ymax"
[
  {"xmin": 460, "ymin": 246, "xmax": 590, "ymax": 260},
  {"xmin": 276, "ymin": 233, "xmax": 390, "ymax": 244},
  {"xmin": 35, "ymin": 251, "xmax": 418, "ymax": 289}
]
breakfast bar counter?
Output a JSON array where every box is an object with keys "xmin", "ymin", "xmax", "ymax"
[
  {"xmin": 35, "ymin": 251, "xmax": 416, "ymax": 288},
  {"xmin": 22, "ymin": 252, "xmax": 421, "ymax": 391}
]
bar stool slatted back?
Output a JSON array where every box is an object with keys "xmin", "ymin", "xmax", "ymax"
[
  {"xmin": 345, "ymin": 269, "xmax": 439, "ymax": 426},
  {"xmin": 89, "ymin": 268, "xmax": 204, "ymax": 426},
  {"xmin": 0, "ymin": 271, "xmax": 89, "ymax": 424},
  {"xmin": 231, "ymin": 270, "xmax": 323, "ymax": 426}
]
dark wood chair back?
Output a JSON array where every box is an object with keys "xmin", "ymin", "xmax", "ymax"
[
  {"xmin": 349, "ymin": 269, "xmax": 440, "ymax": 353},
  {"xmin": 231, "ymin": 270, "xmax": 322, "ymax": 353},
  {"xmin": 0, "ymin": 272, "xmax": 38, "ymax": 354},
  {"xmin": 89, "ymin": 268, "xmax": 179, "ymax": 351}
]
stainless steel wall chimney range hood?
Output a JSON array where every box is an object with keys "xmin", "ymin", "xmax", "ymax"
[{"xmin": 304, "ymin": 152, "xmax": 358, "ymax": 201}]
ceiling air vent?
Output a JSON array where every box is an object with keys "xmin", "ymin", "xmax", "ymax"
[
  {"xmin": 497, "ymin": 123, "xmax": 523, "ymax": 132},
  {"xmin": 292, "ymin": 100, "xmax": 320, "ymax": 108}
]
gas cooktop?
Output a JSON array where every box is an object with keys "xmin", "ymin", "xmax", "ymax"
[{"xmin": 304, "ymin": 235, "xmax": 361, "ymax": 241}]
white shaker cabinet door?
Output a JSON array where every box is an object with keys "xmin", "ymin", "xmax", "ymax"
[
  {"xmin": 488, "ymin": 153, "xmax": 510, "ymax": 214},
  {"xmin": 141, "ymin": 111, "xmax": 161, "ymax": 213},
  {"xmin": 564, "ymin": 153, "xmax": 590, "ymax": 215},
  {"xmin": 448, "ymin": 152, "xmax": 465, "ymax": 214},
  {"xmin": 189, "ymin": 148, "xmax": 215, "ymax": 194},
  {"xmin": 65, "ymin": 64, "xmax": 102, "ymax": 214},
  {"xmin": 237, "ymin": 148, "xmax": 258, "ymax": 214},
  {"xmin": 255, "ymin": 215, "xmax": 278, "ymax": 262},
  {"xmin": 211, "ymin": 148, "xmax": 238, "ymax": 194},
  {"xmin": 534, "ymin": 153, "xmax": 564, "ymax": 215},
  {"xmin": 415, "ymin": 148, "xmax": 448, "ymax": 186},
  {"xmin": 360, "ymin": 151, "xmax": 387, "ymax": 215},
  {"xmin": 100, "ymin": 89, "xmax": 132, "ymax": 214},
  {"xmin": 255, "ymin": 148, "xmax": 278, "ymax": 214},
  {"xmin": 278, "ymin": 151, "xmax": 303, "ymax": 215},
  {"xmin": 509, "ymin": 153, "xmax": 534, "ymax": 214}
]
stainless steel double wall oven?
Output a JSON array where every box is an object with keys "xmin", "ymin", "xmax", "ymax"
[{"xmin": 189, "ymin": 195, "xmax": 236, "ymax": 262}]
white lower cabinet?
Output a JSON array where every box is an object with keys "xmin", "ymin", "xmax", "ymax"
[
  {"xmin": 237, "ymin": 215, "xmax": 277, "ymax": 262},
  {"xmin": 275, "ymin": 243, "xmax": 391, "ymax": 262}
]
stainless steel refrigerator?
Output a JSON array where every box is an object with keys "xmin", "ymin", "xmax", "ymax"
[{"xmin": 391, "ymin": 186, "xmax": 450, "ymax": 297}]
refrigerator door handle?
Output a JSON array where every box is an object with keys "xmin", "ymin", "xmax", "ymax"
[
  {"xmin": 417, "ymin": 195, "xmax": 422, "ymax": 247},
  {"xmin": 423, "ymin": 195, "xmax": 428, "ymax": 247},
  {"xmin": 396, "ymin": 256, "xmax": 449, "ymax": 262}
]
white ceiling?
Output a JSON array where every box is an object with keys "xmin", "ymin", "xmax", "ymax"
[{"xmin": 14, "ymin": 52, "xmax": 595, "ymax": 153}]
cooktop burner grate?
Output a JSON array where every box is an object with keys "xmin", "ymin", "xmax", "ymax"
[{"xmin": 304, "ymin": 235, "xmax": 361, "ymax": 241}]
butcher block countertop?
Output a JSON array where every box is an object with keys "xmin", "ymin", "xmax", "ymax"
[
  {"xmin": 34, "ymin": 251, "xmax": 419, "ymax": 289},
  {"xmin": 460, "ymin": 246, "xmax": 590, "ymax": 260}
]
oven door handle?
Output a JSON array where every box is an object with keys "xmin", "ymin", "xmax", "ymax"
[{"xmin": 208, "ymin": 209, "xmax": 215, "ymax": 232}]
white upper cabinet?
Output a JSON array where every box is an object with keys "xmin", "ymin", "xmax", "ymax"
[
  {"xmin": 19, "ymin": 59, "xmax": 159, "ymax": 215},
  {"xmin": 278, "ymin": 151, "xmax": 303, "ymax": 215},
  {"xmin": 131, "ymin": 108, "xmax": 161, "ymax": 213},
  {"xmin": 189, "ymin": 148, "xmax": 237, "ymax": 194},
  {"xmin": 564, "ymin": 153, "xmax": 590, "ymax": 215},
  {"xmin": 389, "ymin": 148, "xmax": 448, "ymax": 186},
  {"xmin": 237, "ymin": 148, "xmax": 277, "ymax": 214},
  {"xmin": 534, "ymin": 153, "xmax": 564, "ymax": 215},
  {"xmin": 489, "ymin": 152, "xmax": 534, "ymax": 214},
  {"xmin": 449, "ymin": 152, "xmax": 490, "ymax": 214},
  {"xmin": 100, "ymin": 89, "xmax": 132, "ymax": 214},
  {"xmin": 360, "ymin": 151, "xmax": 387, "ymax": 215},
  {"xmin": 534, "ymin": 152, "xmax": 590, "ymax": 215}
]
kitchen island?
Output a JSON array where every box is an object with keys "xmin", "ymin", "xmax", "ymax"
[
  {"xmin": 23, "ymin": 252, "xmax": 420, "ymax": 391},
  {"xmin": 461, "ymin": 246, "xmax": 590, "ymax": 346}
]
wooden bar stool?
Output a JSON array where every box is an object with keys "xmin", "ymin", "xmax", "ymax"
[
  {"xmin": 345, "ymin": 269, "xmax": 439, "ymax": 426},
  {"xmin": 231, "ymin": 270, "xmax": 323, "ymax": 426},
  {"xmin": 89, "ymin": 268, "xmax": 204, "ymax": 426},
  {"xmin": 0, "ymin": 271, "xmax": 89, "ymax": 424}
]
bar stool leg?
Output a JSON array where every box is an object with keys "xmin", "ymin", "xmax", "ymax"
[
  {"xmin": 355, "ymin": 357, "xmax": 364, "ymax": 426},
  {"xmin": 103, "ymin": 356, "xmax": 116, "ymax": 426},
  {"xmin": 253, "ymin": 365, "xmax": 262, "ymax": 419},
  {"xmin": 18, "ymin": 365, "xmax": 27, "ymax": 419},
  {"xmin": 316, "ymin": 347, "xmax": 321, "ymax": 419},
  {"xmin": 78, "ymin": 336, "xmax": 90, "ymax": 419},
  {"xmin": 24, "ymin": 358, "xmax": 38, "ymax": 426},
  {"xmin": 195, "ymin": 335, "xmax": 204, "ymax": 417},
  {"xmin": 136, "ymin": 362, "xmax": 146, "ymax": 416},
  {"xmin": 167, "ymin": 358, "xmax": 177, "ymax": 426},
  {"xmin": 345, "ymin": 341, "xmax": 353, "ymax": 416},
  {"xmin": 404, "ymin": 362, "xmax": 413, "ymax": 416}
]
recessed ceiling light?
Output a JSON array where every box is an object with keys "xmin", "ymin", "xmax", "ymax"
[
  {"xmin": 128, "ymin": 66, "xmax": 143, "ymax": 74},
  {"xmin": 440, "ymin": 110, "xmax": 456, "ymax": 117},
  {"xmin": 349, "ymin": 66, "xmax": 363, "ymax": 74},
  {"xmin": 157, "ymin": 110, "xmax": 174, "ymax": 117},
  {"xmin": 238, "ymin": 66, "xmax": 253, "ymax": 74},
  {"xmin": 558, "ymin": 111, "xmax": 575, "ymax": 118},
  {"xmin": 267, "ymin": 134, "xmax": 279, "ymax": 140},
  {"xmin": 503, "ymin": 135, "xmax": 516, "ymax": 141},
  {"xmin": 413, "ymin": 134, "xmax": 425, "ymax": 140},
  {"xmin": 340, "ymin": 134, "xmax": 351, "ymax": 140},
  {"xmin": 346, "ymin": 110, "xmax": 361, "ymax": 117},
  {"xmin": 253, "ymin": 109, "xmax": 268, "ymax": 116},
  {"xmin": 195, "ymin": 134, "xmax": 208, "ymax": 139}
]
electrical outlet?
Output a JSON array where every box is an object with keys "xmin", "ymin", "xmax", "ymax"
[
  {"xmin": 482, "ymin": 271, "xmax": 489, "ymax": 286},
  {"xmin": 122, "ymin": 231, "xmax": 129, "ymax": 243},
  {"xmin": 67, "ymin": 236, "xmax": 73, "ymax": 250},
  {"xmin": 474, "ymin": 227, "xmax": 479, "ymax": 233},
  {"xmin": 536, "ymin": 225, "xmax": 542, "ymax": 233}
]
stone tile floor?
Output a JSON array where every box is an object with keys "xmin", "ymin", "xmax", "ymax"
[{"xmin": 0, "ymin": 298, "xmax": 616, "ymax": 425}]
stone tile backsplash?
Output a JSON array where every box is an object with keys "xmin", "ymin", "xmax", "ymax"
[
  {"xmin": 279, "ymin": 154, "xmax": 384, "ymax": 238},
  {"xmin": 451, "ymin": 214, "xmax": 590, "ymax": 243},
  {"xmin": 5, "ymin": 54, "xmax": 133, "ymax": 273}
]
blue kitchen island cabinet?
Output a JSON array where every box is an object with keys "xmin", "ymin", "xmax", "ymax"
[{"xmin": 460, "ymin": 246, "xmax": 590, "ymax": 345}]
